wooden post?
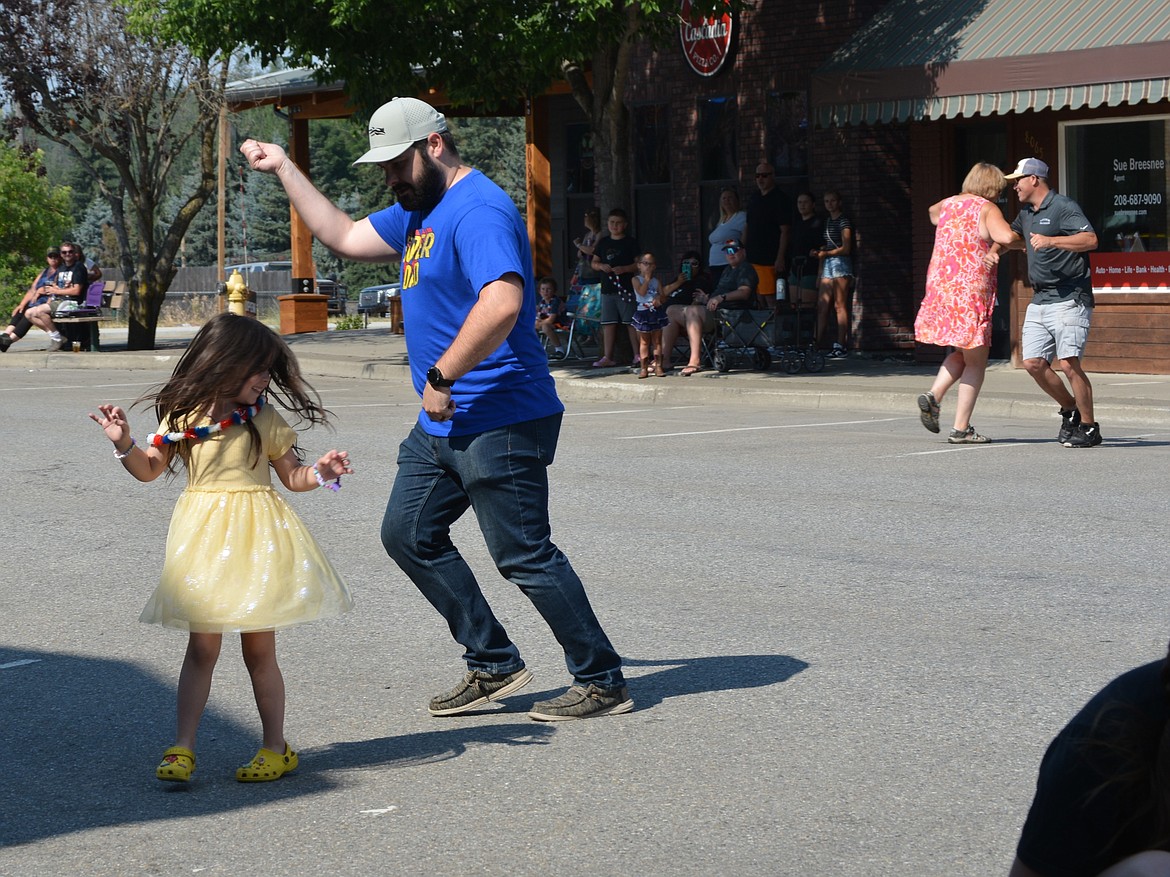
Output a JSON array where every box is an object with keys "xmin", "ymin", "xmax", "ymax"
[
  {"xmin": 526, "ymin": 98, "xmax": 552, "ymax": 279},
  {"xmin": 288, "ymin": 117, "xmax": 316, "ymax": 290}
]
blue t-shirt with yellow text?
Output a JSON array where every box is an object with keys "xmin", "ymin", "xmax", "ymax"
[{"xmin": 368, "ymin": 170, "xmax": 563, "ymax": 436}]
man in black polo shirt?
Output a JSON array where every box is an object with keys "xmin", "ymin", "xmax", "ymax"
[{"xmin": 991, "ymin": 158, "xmax": 1100, "ymax": 448}]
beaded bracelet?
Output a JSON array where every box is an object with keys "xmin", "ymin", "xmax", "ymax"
[
  {"xmin": 312, "ymin": 467, "xmax": 341, "ymax": 492},
  {"xmin": 114, "ymin": 438, "xmax": 136, "ymax": 459}
]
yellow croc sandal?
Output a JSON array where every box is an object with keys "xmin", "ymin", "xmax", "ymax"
[
  {"xmin": 236, "ymin": 744, "xmax": 298, "ymax": 782},
  {"xmin": 156, "ymin": 746, "xmax": 196, "ymax": 782}
]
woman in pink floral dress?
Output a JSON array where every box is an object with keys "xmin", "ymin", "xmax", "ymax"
[{"xmin": 915, "ymin": 162, "xmax": 1017, "ymax": 443}]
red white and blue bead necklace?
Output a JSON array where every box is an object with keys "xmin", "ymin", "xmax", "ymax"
[
  {"xmin": 147, "ymin": 396, "xmax": 265, "ymax": 447},
  {"xmin": 143, "ymin": 396, "xmax": 341, "ymax": 491}
]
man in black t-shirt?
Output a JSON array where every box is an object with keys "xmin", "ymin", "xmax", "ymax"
[{"xmin": 745, "ymin": 162, "xmax": 792, "ymax": 306}]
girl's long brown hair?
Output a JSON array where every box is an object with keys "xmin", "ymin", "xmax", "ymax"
[{"xmin": 139, "ymin": 313, "xmax": 330, "ymax": 474}]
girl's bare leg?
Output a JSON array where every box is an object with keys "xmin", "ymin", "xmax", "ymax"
[
  {"xmin": 652, "ymin": 330, "xmax": 666, "ymax": 375},
  {"xmin": 241, "ymin": 631, "xmax": 286, "ymax": 752},
  {"xmin": 834, "ymin": 278, "xmax": 851, "ymax": 347},
  {"xmin": 175, "ymin": 632, "xmax": 222, "ymax": 750},
  {"xmin": 815, "ymin": 280, "xmax": 833, "ymax": 345},
  {"xmin": 637, "ymin": 332, "xmax": 651, "ymax": 377}
]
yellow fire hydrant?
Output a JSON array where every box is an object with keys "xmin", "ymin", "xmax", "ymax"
[{"xmin": 226, "ymin": 269, "xmax": 249, "ymax": 316}]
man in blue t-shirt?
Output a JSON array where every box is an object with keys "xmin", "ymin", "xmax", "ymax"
[{"xmin": 241, "ymin": 98, "xmax": 630, "ymax": 721}]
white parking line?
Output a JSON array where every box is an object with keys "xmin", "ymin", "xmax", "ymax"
[
  {"xmin": 567, "ymin": 406, "xmax": 701, "ymax": 417},
  {"xmin": 0, "ymin": 659, "xmax": 42, "ymax": 670},
  {"xmin": 883, "ymin": 432, "xmax": 1164, "ymax": 457},
  {"xmin": 885, "ymin": 442, "xmax": 1031, "ymax": 457},
  {"xmin": 329, "ymin": 403, "xmax": 409, "ymax": 409},
  {"xmin": 0, "ymin": 381, "xmax": 157, "ymax": 392},
  {"xmin": 619, "ymin": 417, "xmax": 904, "ymax": 439}
]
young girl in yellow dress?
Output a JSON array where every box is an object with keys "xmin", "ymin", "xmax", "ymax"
[{"xmin": 90, "ymin": 313, "xmax": 354, "ymax": 784}]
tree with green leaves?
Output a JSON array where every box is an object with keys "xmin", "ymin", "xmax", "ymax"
[
  {"xmin": 133, "ymin": 0, "xmax": 718, "ymax": 216},
  {"xmin": 0, "ymin": 0, "xmax": 230, "ymax": 349},
  {"xmin": 0, "ymin": 145, "xmax": 71, "ymax": 315}
]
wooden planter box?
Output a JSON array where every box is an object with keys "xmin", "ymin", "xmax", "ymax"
[{"xmin": 278, "ymin": 293, "xmax": 328, "ymax": 335}]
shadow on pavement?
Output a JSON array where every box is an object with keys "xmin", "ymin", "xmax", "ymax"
[
  {"xmin": 0, "ymin": 646, "xmax": 338, "ymax": 848},
  {"xmin": 622, "ymin": 653, "xmax": 810, "ymax": 710},
  {"xmin": 306, "ymin": 723, "xmax": 555, "ymax": 771}
]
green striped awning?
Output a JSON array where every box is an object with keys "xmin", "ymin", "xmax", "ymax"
[{"xmin": 813, "ymin": 0, "xmax": 1170, "ymax": 127}]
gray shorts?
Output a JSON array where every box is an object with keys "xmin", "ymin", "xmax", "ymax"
[
  {"xmin": 600, "ymin": 294, "xmax": 636, "ymax": 325},
  {"xmin": 1022, "ymin": 300, "xmax": 1092, "ymax": 362}
]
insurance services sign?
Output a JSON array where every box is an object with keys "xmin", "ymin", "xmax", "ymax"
[{"xmin": 679, "ymin": 0, "xmax": 734, "ymax": 78}]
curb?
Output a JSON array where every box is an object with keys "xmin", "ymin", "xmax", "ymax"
[{"xmin": 4, "ymin": 348, "xmax": 1170, "ymax": 429}]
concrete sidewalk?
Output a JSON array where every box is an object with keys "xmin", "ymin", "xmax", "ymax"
[{"xmin": 4, "ymin": 323, "xmax": 1170, "ymax": 427}]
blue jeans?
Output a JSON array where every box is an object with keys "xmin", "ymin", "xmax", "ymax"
[{"xmin": 381, "ymin": 413, "xmax": 626, "ymax": 690}]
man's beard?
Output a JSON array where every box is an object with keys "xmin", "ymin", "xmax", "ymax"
[{"xmin": 394, "ymin": 154, "xmax": 447, "ymax": 212}]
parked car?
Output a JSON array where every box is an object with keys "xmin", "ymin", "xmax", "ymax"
[
  {"xmin": 316, "ymin": 278, "xmax": 349, "ymax": 316},
  {"xmin": 224, "ymin": 261, "xmax": 293, "ymax": 274},
  {"xmin": 358, "ymin": 283, "xmax": 400, "ymax": 317}
]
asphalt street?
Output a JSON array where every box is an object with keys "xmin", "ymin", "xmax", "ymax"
[{"xmin": 2, "ymin": 365, "xmax": 1168, "ymax": 876}]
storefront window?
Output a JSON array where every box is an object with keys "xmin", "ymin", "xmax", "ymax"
[
  {"xmin": 699, "ymin": 96, "xmax": 738, "ymax": 182},
  {"xmin": 1063, "ymin": 116, "xmax": 1170, "ymax": 292},
  {"xmin": 634, "ymin": 104, "xmax": 671, "ymax": 185},
  {"xmin": 765, "ymin": 91, "xmax": 809, "ymax": 179},
  {"xmin": 633, "ymin": 104, "xmax": 672, "ymax": 266},
  {"xmin": 699, "ymin": 97, "xmax": 738, "ymax": 260}
]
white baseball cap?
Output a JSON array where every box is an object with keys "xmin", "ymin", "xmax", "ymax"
[
  {"xmin": 353, "ymin": 97, "xmax": 448, "ymax": 165},
  {"xmin": 1004, "ymin": 157, "xmax": 1050, "ymax": 180}
]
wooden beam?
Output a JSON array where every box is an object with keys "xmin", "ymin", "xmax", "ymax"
[
  {"xmin": 526, "ymin": 97, "xmax": 552, "ymax": 278},
  {"xmin": 217, "ymin": 104, "xmax": 228, "ymax": 283},
  {"xmin": 288, "ymin": 117, "xmax": 316, "ymax": 288}
]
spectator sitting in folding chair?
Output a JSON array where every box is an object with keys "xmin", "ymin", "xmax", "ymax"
[
  {"xmin": 661, "ymin": 250, "xmax": 715, "ymax": 376},
  {"xmin": 705, "ymin": 239, "xmax": 758, "ymax": 313}
]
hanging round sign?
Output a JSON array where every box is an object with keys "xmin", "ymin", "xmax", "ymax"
[{"xmin": 678, "ymin": 0, "xmax": 734, "ymax": 78}]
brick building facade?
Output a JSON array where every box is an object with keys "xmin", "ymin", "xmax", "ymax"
[
  {"xmin": 533, "ymin": 0, "xmax": 918, "ymax": 354},
  {"xmin": 529, "ymin": 0, "xmax": 1170, "ymax": 370}
]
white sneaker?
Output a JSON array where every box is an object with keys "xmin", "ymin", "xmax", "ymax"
[{"xmin": 47, "ymin": 333, "xmax": 65, "ymax": 351}]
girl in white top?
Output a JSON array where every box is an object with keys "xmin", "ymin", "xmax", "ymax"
[{"xmin": 630, "ymin": 252, "xmax": 668, "ymax": 378}]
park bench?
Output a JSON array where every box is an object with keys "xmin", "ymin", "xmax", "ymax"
[{"xmin": 54, "ymin": 281, "xmax": 125, "ymax": 351}]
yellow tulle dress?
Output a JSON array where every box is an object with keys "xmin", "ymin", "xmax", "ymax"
[{"xmin": 139, "ymin": 404, "xmax": 353, "ymax": 633}]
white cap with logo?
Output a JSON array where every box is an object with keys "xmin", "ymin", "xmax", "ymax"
[
  {"xmin": 353, "ymin": 97, "xmax": 448, "ymax": 165},
  {"xmin": 1004, "ymin": 157, "xmax": 1050, "ymax": 180}
]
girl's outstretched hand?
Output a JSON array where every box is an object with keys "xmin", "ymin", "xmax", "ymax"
[
  {"xmin": 89, "ymin": 404, "xmax": 131, "ymax": 446},
  {"xmin": 315, "ymin": 450, "xmax": 354, "ymax": 481}
]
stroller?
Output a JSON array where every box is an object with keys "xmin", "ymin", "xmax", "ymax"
[{"xmin": 711, "ymin": 305, "xmax": 774, "ymax": 373}]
